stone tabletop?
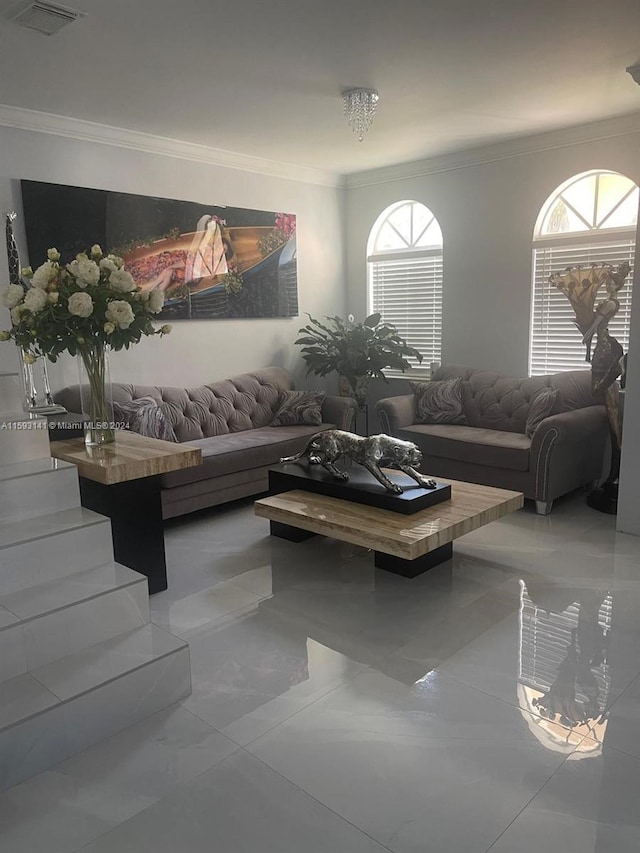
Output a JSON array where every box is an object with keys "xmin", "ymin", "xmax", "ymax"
[{"xmin": 50, "ymin": 430, "xmax": 201, "ymax": 486}]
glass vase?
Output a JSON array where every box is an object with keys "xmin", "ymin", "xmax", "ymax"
[{"xmin": 78, "ymin": 345, "xmax": 115, "ymax": 447}]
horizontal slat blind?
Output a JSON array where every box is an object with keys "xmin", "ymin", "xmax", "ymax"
[
  {"xmin": 369, "ymin": 255, "xmax": 443, "ymax": 375},
  {"xmin": 530, "ymin": 238, "xmax": 635, "ymax": 376}
]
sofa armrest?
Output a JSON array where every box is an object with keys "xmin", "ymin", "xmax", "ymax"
[
  {"xmin": 321, "ymin": 395, "xmax": 358, "ymax": 431},
  {"xmin": 530, "ymin": 405, "xmax": 609, "ymax": 502},
  {"xmin": 375, "ymin": 395, "xmax": 416, "ymax": 433}
]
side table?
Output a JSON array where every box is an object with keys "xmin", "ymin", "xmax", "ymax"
[{"xmin": 50, "ymin": 431, "xmax": 201, "ymax": 593}]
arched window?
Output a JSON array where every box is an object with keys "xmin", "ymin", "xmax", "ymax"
[
  {"xmin": 530, "ymin": 170, "xmax": 638, "ymax": 375},
  {"xmin": 367, "ymin": 200, "xmax": 443, "ymax": 375}
]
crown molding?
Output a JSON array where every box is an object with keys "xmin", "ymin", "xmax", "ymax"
[
  {"xmin": 345, "ymin": 112, "xmax": 640, "ymax": 189},
  {"xmin": 0, "ymin": 104, "xmax": 345, "ymax": 189}
]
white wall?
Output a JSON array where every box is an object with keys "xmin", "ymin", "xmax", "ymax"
[
  {"xmin": 0, "ymin": 125, "xmax": 346, "ymax": 393},
  {"xmin": 346, "ymin": 120, "xmax": 640, "ymax": 377}
]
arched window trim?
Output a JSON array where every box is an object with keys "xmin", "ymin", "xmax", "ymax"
[
  {"xmin": 529, "ymin": 169, "xmax": 638, "ymax": 376},
  {"xmin": 367, "ymin": 200, "xmax": 443, "ymax": 378}
]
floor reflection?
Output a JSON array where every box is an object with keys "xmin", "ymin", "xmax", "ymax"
[{"xmin": 518, "ymin": 579, "xmax": 611, "ymax": 756}]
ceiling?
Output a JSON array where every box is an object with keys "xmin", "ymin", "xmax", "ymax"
[{"xmin": 0, "ymin": 0, "xmax": 639, "ymax": 177}]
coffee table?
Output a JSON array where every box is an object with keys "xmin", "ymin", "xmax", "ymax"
[
  {"xmin": 255, "ymin": 478, "xmax": 523, "ymax": 577},
  {"xmin": 50, "ymin": 431, "xmax": 201, "ymax": 593}
]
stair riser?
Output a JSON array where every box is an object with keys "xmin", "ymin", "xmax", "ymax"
[
  {"xmin": 0, "ymin": 580, "xmax": 149, "ymax": 681},
  {"xmin": 0, "ymin": 521, "xmax": 114, "ymax": 595},
  {"xmin": 0, "ymin": 646, "xmax": 191, "ymax": 791},
  {"xmin": 0, "ymin": 466, "xmax": 80, "ymax": 524},
  {"xmin": 0, "ymin": 419, "xmax": 51, "ymax": 465}
]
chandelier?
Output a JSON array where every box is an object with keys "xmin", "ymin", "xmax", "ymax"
[{"xmin": 342, "ymin": 88, "xmax": 379, "ymax": 141}]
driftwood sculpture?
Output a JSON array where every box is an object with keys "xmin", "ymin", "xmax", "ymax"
[{"xmin": 551, "ymin": 262, "xmax": 632, "ymax": 511}]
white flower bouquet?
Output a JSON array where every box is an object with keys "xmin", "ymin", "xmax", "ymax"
[
  {"xmin": 1, "ymin": 244, "xmax": 171, "ymax": 445},
  {"xmin": 0, "ymin": 244, "xmax": 170, "ymax": 358}
]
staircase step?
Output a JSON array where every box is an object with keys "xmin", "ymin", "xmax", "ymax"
[
  {"xmin": 0, "ymin": 413, "xmax": 51, "ymax": 464},
  {"xmin": 0, "ymin": 508, "xmax": 114, "ymax": 595},
  {"xmin": 0, "ymin": 457, "xmax": 80, "ymax": 523},
  {"xmin": 0, "ymin": 564, "xmax": 149, "ymax": 680},
  {"xmin": 0, "ymin": 624, "xmax": 190, "ymax": 791}
]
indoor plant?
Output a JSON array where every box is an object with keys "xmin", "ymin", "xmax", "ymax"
[
  {"xmin": 1, "ymin": 244, "xmax": 171, "ymax": 445},
  {"xmin": 295, "ymin": 313, "xmax": 422, "ymax": 410}
]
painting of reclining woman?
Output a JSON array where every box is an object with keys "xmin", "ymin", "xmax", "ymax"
[{"xmin": 20, "ymin": 180, "xmax": 298, "ymax": 320}]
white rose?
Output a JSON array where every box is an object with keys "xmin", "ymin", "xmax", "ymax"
[
  {"xmin": 103, "ymin": 321, "xmax": 116, "ymax": 334},
  {"xmin": 23, "ymin": 287, "xmax": 48, "ymax": 314},
  {"xmin": 10, "ymin": 305, "xmax": 26, "ymax": 325},
  {"xmin": 108, "ymin": 254, "xmax": 124, "ymax": 269},
  {"xmin": 148, "ymin": 290, "xmax": 165, "ymax": 313},
  {"xmin": 2, "ymin": 283, "xmax": 25, "ymax": 308},
  {"xmin": 99, "ymin": 257, "xmax": 118, "ymax": 274},
  {"xmin": 90, "ymin": 244, "xmax": 103, "ymax": 258},
  {"xmin": 48, "ymin": 292, "xmax": 59, "ymax": 304},
  {"xmin": 47, "ymin": 248, "xmax": 60, "ymax": 262},
  {"xmin": 105, "ymin": 299, "xmax": 135, "ymax": 329},
  {"xmin": 31, "ymin": 261, "xmax": 56, "ymax": 289},
  {"xmin": 68, "ymin": 291, "xmax": 94, "ymax": 318},
  {"xmin": 67, "ymin": 257, "xmax": 100, "ymax": 287},
  {"xmin": 109, "ymin": 268, "xmax": 136, "ymax": 293}
]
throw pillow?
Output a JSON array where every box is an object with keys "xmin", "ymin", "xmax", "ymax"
[
  {"xmin": 113, "ymin": 396, "xmax": 177, "ymax": 442},
  {"xmin": 270, "ymin": 390, "xmax": 325, "ymax": 427},
  {"xmin": 410, "ymin": 377, "xmax": 467, "ymax": 425},
  {"xmin": 525, "ymin": 387, "xmax": 558, "ymax": 438}
]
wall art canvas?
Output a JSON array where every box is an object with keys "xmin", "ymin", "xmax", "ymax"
[{"xmin": 20, "ymin": 180, "xmax": 298, "ymax": 320}]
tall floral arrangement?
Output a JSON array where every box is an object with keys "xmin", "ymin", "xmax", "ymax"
[{"xmin": 1, "ymin": 244, "xmax": 171, "ymax": 443}]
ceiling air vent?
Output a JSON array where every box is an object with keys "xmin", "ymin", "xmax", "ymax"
[{"xmin": 9, "ymin": 1, "xmax": 85, "ymax": 36}]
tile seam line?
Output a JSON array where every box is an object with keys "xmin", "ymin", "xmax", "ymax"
[
  {"xmin": 484, "ymin": 748, "xmax": 583, "ymax": 852},
  {"xmin": 244, "ymin": 746, "xmax": 395, "ymax": 852},
  {"xmin": 58, "ymin": 717, "xmax": 242, "ymax": 853}
]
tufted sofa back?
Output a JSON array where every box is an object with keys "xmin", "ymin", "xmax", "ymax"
[
  {"xmin": 56, "ymin": 367, "xmax": 295, "ymax": 443},
  {"xmin": 433, "ymin": 365, "xmax": 602, "ymax": 434}
]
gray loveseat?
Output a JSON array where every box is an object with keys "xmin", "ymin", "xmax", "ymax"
[
  {"xmin": 375, "ymin": 365, "xmax": 609, "ymax": 514},
  {"xmin": 56, "ymin": 367, "xmax": 357, "ymax": 519}
]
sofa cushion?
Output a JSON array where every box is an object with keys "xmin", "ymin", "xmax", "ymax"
[
  {"xmin": 401, "ymin": 424, "xmax": 531, "ymax": 471},
  {"xmin": 525, "ymin": 387, "xmax": 559, "ymax": 438},
  {"xmin": 271, "ymin": 390, "xmax": 325, "ymax": 427},
  {"xmin": 160, "ymin": 424, "xmax": 331, "ymax": 489},
  {"xmin": 113, "ymin": 396, "xmax": 177, "ymax": 442},
  {"xmin": 410, "ymin": 378, "xmax": 466, "ymax": 425}
]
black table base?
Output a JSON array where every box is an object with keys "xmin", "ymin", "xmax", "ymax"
[
  {"xmin": 268, "ymin": 521, "xmax": 454, "ymax": 578},
  {"xmin": 79, "ymin": 474, "xmax": 167, "ymax": 594}
]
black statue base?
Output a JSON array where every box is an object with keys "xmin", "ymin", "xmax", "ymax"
[
  {"xmin": 587, "ymin": 481, "xmax": 618, "ymax": 515},
  {"xmin": 269, "ymin": 463, "xmax": 451, "ymax": 515},
  {"xmin": 374, "ymin": 543, "xmax": 454, "ymax": 578}
]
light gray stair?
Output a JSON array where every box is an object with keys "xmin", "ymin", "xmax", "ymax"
[
  {"xmin": 0, "ymin": 507, "xmax": 114, "ymax": 594},
  {"xmin": 0, "ymin": 563, "xmax": 149, "ymax": 681},
  {"xmin": 0, "ymin": 438, "xmax": 192, "ymax": 793},
  {"xmin": 0, "ymin": 413, "xmax": 51, "ymax": 465},
  {"xmin": 0, "ymin": 457, "xmax": 80, "ymax": 523},
  {"xmin": 0, "ymin": 624, "xmax": 190, "ymax": 790}
]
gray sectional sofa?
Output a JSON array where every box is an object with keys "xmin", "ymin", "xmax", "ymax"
[
  {"xmin": 56, "ymin": 367, "xmax": 357, "ymax": 519},
  {"xmin": 375, "ymin": 365, "xmax": 610, "ymax": 514}
]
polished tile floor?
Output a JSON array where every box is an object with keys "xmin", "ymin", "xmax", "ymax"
[{"xmin": 3, "ymin": 491, "xmax": 640, "ymax": 852}]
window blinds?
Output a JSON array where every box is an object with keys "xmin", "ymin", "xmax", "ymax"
[
  {"xmin": 369, "ymin": 252, "xmax": 443, "ymax": 375},
  {"xmin": 530, "ymin": 236, "xmax": 635, "ymax": 376}
]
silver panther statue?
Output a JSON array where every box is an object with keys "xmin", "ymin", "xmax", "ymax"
[{"xmin": 280, "ymin": 429, "xmax": 437, "ymax": 495}]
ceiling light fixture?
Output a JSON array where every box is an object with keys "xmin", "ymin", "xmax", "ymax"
[
  {"xmin": 627, "ymin": 63, "xmax": 640, "ymax": 85},
  {"xmin": 342, "ymin": 88, "xmax": 379, "ymax": 142}
]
